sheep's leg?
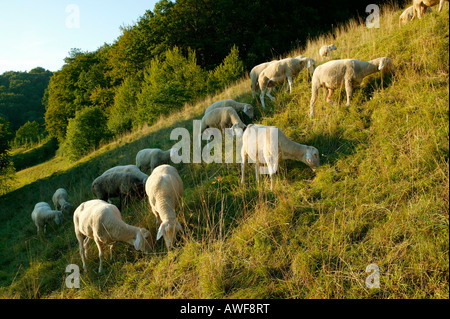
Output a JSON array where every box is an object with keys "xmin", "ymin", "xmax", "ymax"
[
  {"xmin": 439, "ymin": 0, "xmax": 445, "ymax": 12},
  {"xmin": 345, "ymin": 81, "xmax": 353, "ymax": 106},
  {"xmin": 83, "ymin": 237, "xmax": 90, "ymax": 259},
  {"xmin": 255, "ymin": 161, "xmax": 260, "ymax": 183},
  {"xmin": 310, "ymin": 84, "xmax": 320, "ymax": 118},
  {"xmin": 241, "ymin": 153, "xmax": 247, "ymax": 185},
  {"xmin": 94, "ymin": 239, "xmax": 104, "ymax": 273},
  {"xmin": 109, "ymin": 244, "xmax": 114, "ymax": 260},
  {"xmin": 287, "ymin": 76, "xmax": 293, "ymax": 93},
  {"xmin": 77, "ymin": 233, "xmax": 87, "ymax": 272},
  {"xmin": 326, "ymin": 89, "xmax": 334, "ymax": 104},
  {"xmin": 259, "ymin": 91, "xmax": 266, "ymax": 109},
  {"xmin": 266, "ymin": 87, "xmax": 275, "ymax": 101}
]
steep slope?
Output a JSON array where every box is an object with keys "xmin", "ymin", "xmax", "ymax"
[{"xmin": 0, "ymin": 5, "xmax": 448, "ymax": 299}]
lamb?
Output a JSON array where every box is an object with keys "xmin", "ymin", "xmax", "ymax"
[
  {"xmin": 200, "ymin": 106, "xmax": 246, "ymax": 137},
  {"xmin": 319, "ymin": 44, "xmax": 337, "ymax": 59},
  {"xmin": 103, "ymin": 164, "xmax": 149, "ymax": 182},
  {"xmin": 240, "ymin": 124, "xmax": 320, "ymax": 190},
  {"xmin": 258, "ymin": 56, "xmax": 316, "ymax": 109},
  {"xmin": 400, "ymin": 5, "xmax": 432, "ymax": 25},
  {"xmin": 145, "ymin": 165, "xmax": 183, "ymax": 250},
  {"xmin": 250, "ymin": 61, "xmax": 277, "ymax": 99},
  {"xmin": 413, "ymin": 0, "xmax": 447, "ymax": 19},
  {"xmin": 309, "ymin": 57, "xmax": 395, "ymax": 117},
  {"xmin": 73, "ymin": 199, "xmax": 152, "ymax": 273},
  {"xmin": 205, "ymin": 99, "xmax": 255, "ymax": 120},
  {"xmin": 136, "ymin": 149, "xmax": 173, "ymax": 174},
  {"xmin": 92, "ymin": 171, "xmax": 146, "ymax": 209},
  {"xmin": 52, "ymin": 188, "xmax": 74, "ymax": 214},
  {"xmin": 31, "ymin": 202, "xmax": 64, "ymax": 234}
]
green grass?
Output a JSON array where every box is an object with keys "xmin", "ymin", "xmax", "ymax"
[{"xmin": 0, "ymin": 4, "xmax": 448, "ymax": 299}]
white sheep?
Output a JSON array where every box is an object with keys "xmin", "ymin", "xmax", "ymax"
[
  {"xmin": 249, "ymin": 61, "xmax": 277, "ymax": 99},
  {"xmin": 200, "ymin": 106, "xmax": 246, "ymax": 137},
  {"xmin": 400, "ymin": 5, "xmax": 432, "ymax": 25},
  {"xmin": 135, "ymin": 149, "xmax": 173, "ymax": 174},
  {"xmin": 205, "ymin": 99, "xmax": 255, "ymax": 119},
  {"xmin": 31, "ymin": 202, "xmax": 64, "ymax": 234},
  {"xmin": 52, "ymin": 188, "xmax": 74, "ymax": 214},
  {"xmin": 145, "ymin": 165, "xmax": 183, "ymax": 250},
  {"xmin": 102, "ymin": 164, "xmax": 149, "ymax": 183},
  {"xmin": 73, "ymin": 199, "xmax": 152, "ymax": 273},
  {"xmin": 240, "ymin": 124, "xmax": 320, "ymax": 190},
  {"xmin": 92, "ymin": 171, "xmax": 146, "ymax": 209},
  {"xmin": 258, "ymin": 56, "xmax": 316, "ymax": 109},
  {"xmin": 319, "ymin": 44, "xmax": 337, "ymax": 59},
  {"xmin": 413, "ymin": 0, "xmax": 448, "ymax": 19},
  {"xmin": 309, "ymin": 57, "xmax": 395, "ymax": 117}
]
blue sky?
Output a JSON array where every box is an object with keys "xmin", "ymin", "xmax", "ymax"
[{"xmin": 0, "ymin": 0, "xmax": 159, "ymax": 74}]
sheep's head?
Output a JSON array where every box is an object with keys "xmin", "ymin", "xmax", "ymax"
[
  {"xmin": 134, "ymin": 228, "xmax": 152, "ymax": 253},
  {"xmin": 243, "ymin": 104, "xmax": 254, "ymax": 119},
  {"xmin": 329, "ymin": 44, "xmax": 337, "ymax": 50},
  {"xmin": 54, "ymin": 211, "xmax": 64, "ymax": 225},
  {"xmin": 304, "ymin": 146, "xmax": 320, "ymax": 169},
  {"xmin": 61, "ymin": 202, "xmax": 74, "ymax": 215},
  {"xmin": 157, "ymin": 220, "xmax": 183, "ymax": 249},
  {"xmin": 231, "ymin": 123, "xmax": 246, "ymax": 137},
  {"xmin": 306, "ymin": 58, "xmax": 316, "ymax": 77},
  {"xmin": 378, "ymin": 57, "xmax": 395, "ymax": 73}
]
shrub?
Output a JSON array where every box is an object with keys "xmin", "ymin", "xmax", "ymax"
[{"xmin": 62, "ymin": 106, "xmax": 111, "ymax": 161}]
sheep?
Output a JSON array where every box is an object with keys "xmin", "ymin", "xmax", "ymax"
[
  {"xmin": 52, "ymin": 188, "xmax": 74, "ymax": 214},
  {"xmin": 250, "ymin": 60, "xmax": 277, "ymax": 99},
  {"xmin": 258, "ymin": 56, "xmax": 316, "ymax": 109},
  {"xmin": 102, "ymin": 164, "xmax": 149, "ymax": 183},
  {"xmin": 31, "ymin": 202, "xmax": 64, "ymax": 234},
  {"xmin": 309, "ymin": 57, "xmax": 395, "ymax": 117},
  {"xmin": 136, "ymin": 149, "xmax": 173, "ymax": 174},
  {"xmin": 145, "ymin": 165, "xmax": 183, "ymax": 250},
  {"xmin": 205, "ymin": 99, "xmax": 255, "ymax": 120},
  {"xmin": 73, "ymin": 199, "xmax": 152, "ymax": 273},
  {"xmin": 400, "ymin": 5, "xmax": 432, "ymax": 25},
  {"xmin": 319, "ymin": 44, "xmax": 337, "ymax": 59},
  {"xmin": 240, "ymin": 124, "xmax": 320, "ymax": 190},
  {"xmin": 200, "ymin": 106, "xmax": 246, "ymax": 138},
  {"xmin": 413, "ymin": 0, "xmax": 448, "ymax": 19},
  {"xmin": 92, "ymin": 171, "xmax": 146, "ymax": 209}
]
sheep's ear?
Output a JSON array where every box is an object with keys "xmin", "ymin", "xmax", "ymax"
[
  {"xmin": 378, "ymin": 58, "xmax": 387, "ymax": 70},
  {"xmin": 157, "ymin": 222, "xmax": 167, "ymax": 241},
  {"xmin": 134, "ymin": 231, "xmax": 143, "ymax": 251}
]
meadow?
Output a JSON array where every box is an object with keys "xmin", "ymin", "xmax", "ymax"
[{"xmin": 0, "ymin": 4, "xmax": 448, "ymax": 298}]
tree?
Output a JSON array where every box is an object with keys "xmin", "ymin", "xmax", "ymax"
[
  {"xmin": 14, "ymin": 121, "xmax": 44, "ymax": 146},
  {"xmin": 62, "ymin": 107, "xmax": 111, "ymax": 161},
  {"xmin": 207, "ymin": 45, "xmax": 244, "ymax": 93},
  {"xmin": 0, "ymin": 116, "xmax": 14, "ymax": 195}
]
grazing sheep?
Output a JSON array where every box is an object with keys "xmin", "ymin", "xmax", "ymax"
[
  {"xmin": 73, "ymin": 199, "xmax": 152, "ymax": 273},
  {"xmin": 205, "ymin": 99, "xmax": 255, "ymax": 120},
  {"xmin": 31, "ymin": 202, "xmax": 64, "ymax": 234},
  {"xmin": 103, "ymin": 164, "xmax": 149, "ymax": 183},
  {"xmin": 309, "ymin": 57, "xmax": 395, "ymax": 117},
  {"xmin": 400, "ymin": 5, "xmax": 432, "ymax": 25},
  {"xmin": 240, "ymin": 124, "xmax": 320, "ymax": 190},
  {"xmin": 250, "ymin": 61, "xmax": 277, "ymax": 98},
  {"xmin": 52, "ymin": 188, "xmax": 74, "ymax": 214},
  {"xmin": 92, "ymin": 171, "xmax": 146, "ymax": 209},
  {"xmin": 200, "ymin": 107, "xmax": 246, "ymax": 136},
  {"xmin": 259, "ymin": 56, "xmax": 316, "ymax": 109},
  {"xmin": 136, "ymin": 149, "xmax": 173, "ymax": 174},
  {"xmin": 319, "ymin": 44, "xmax": 337, "ymax": 59},
  {"xmin": 145, "ymin": 165, "xmax": 183, "ymax": 250},
  {"xmin": 413, "ymin": 0, "xmax": 447, "ymax": 19}
]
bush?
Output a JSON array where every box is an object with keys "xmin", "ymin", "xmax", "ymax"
[
  {"xmin": 136, "ymin": 47, "xmax": 206, "ymax": 126},
  {"xmin": 207, "ymin": 45, "xmax": 244, "ymax": 93},
  {"xmin": 14, "ymin": 121, "xmax": 45, "ymax": 146},
  {"xmin": 62, "ymin": 107, "xmax": 111, "ymax": 161}
]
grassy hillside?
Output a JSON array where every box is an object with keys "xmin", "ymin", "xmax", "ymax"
[{"xmin": 0, "ymin": 4, "xmax": 448, "ymax": 299}]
